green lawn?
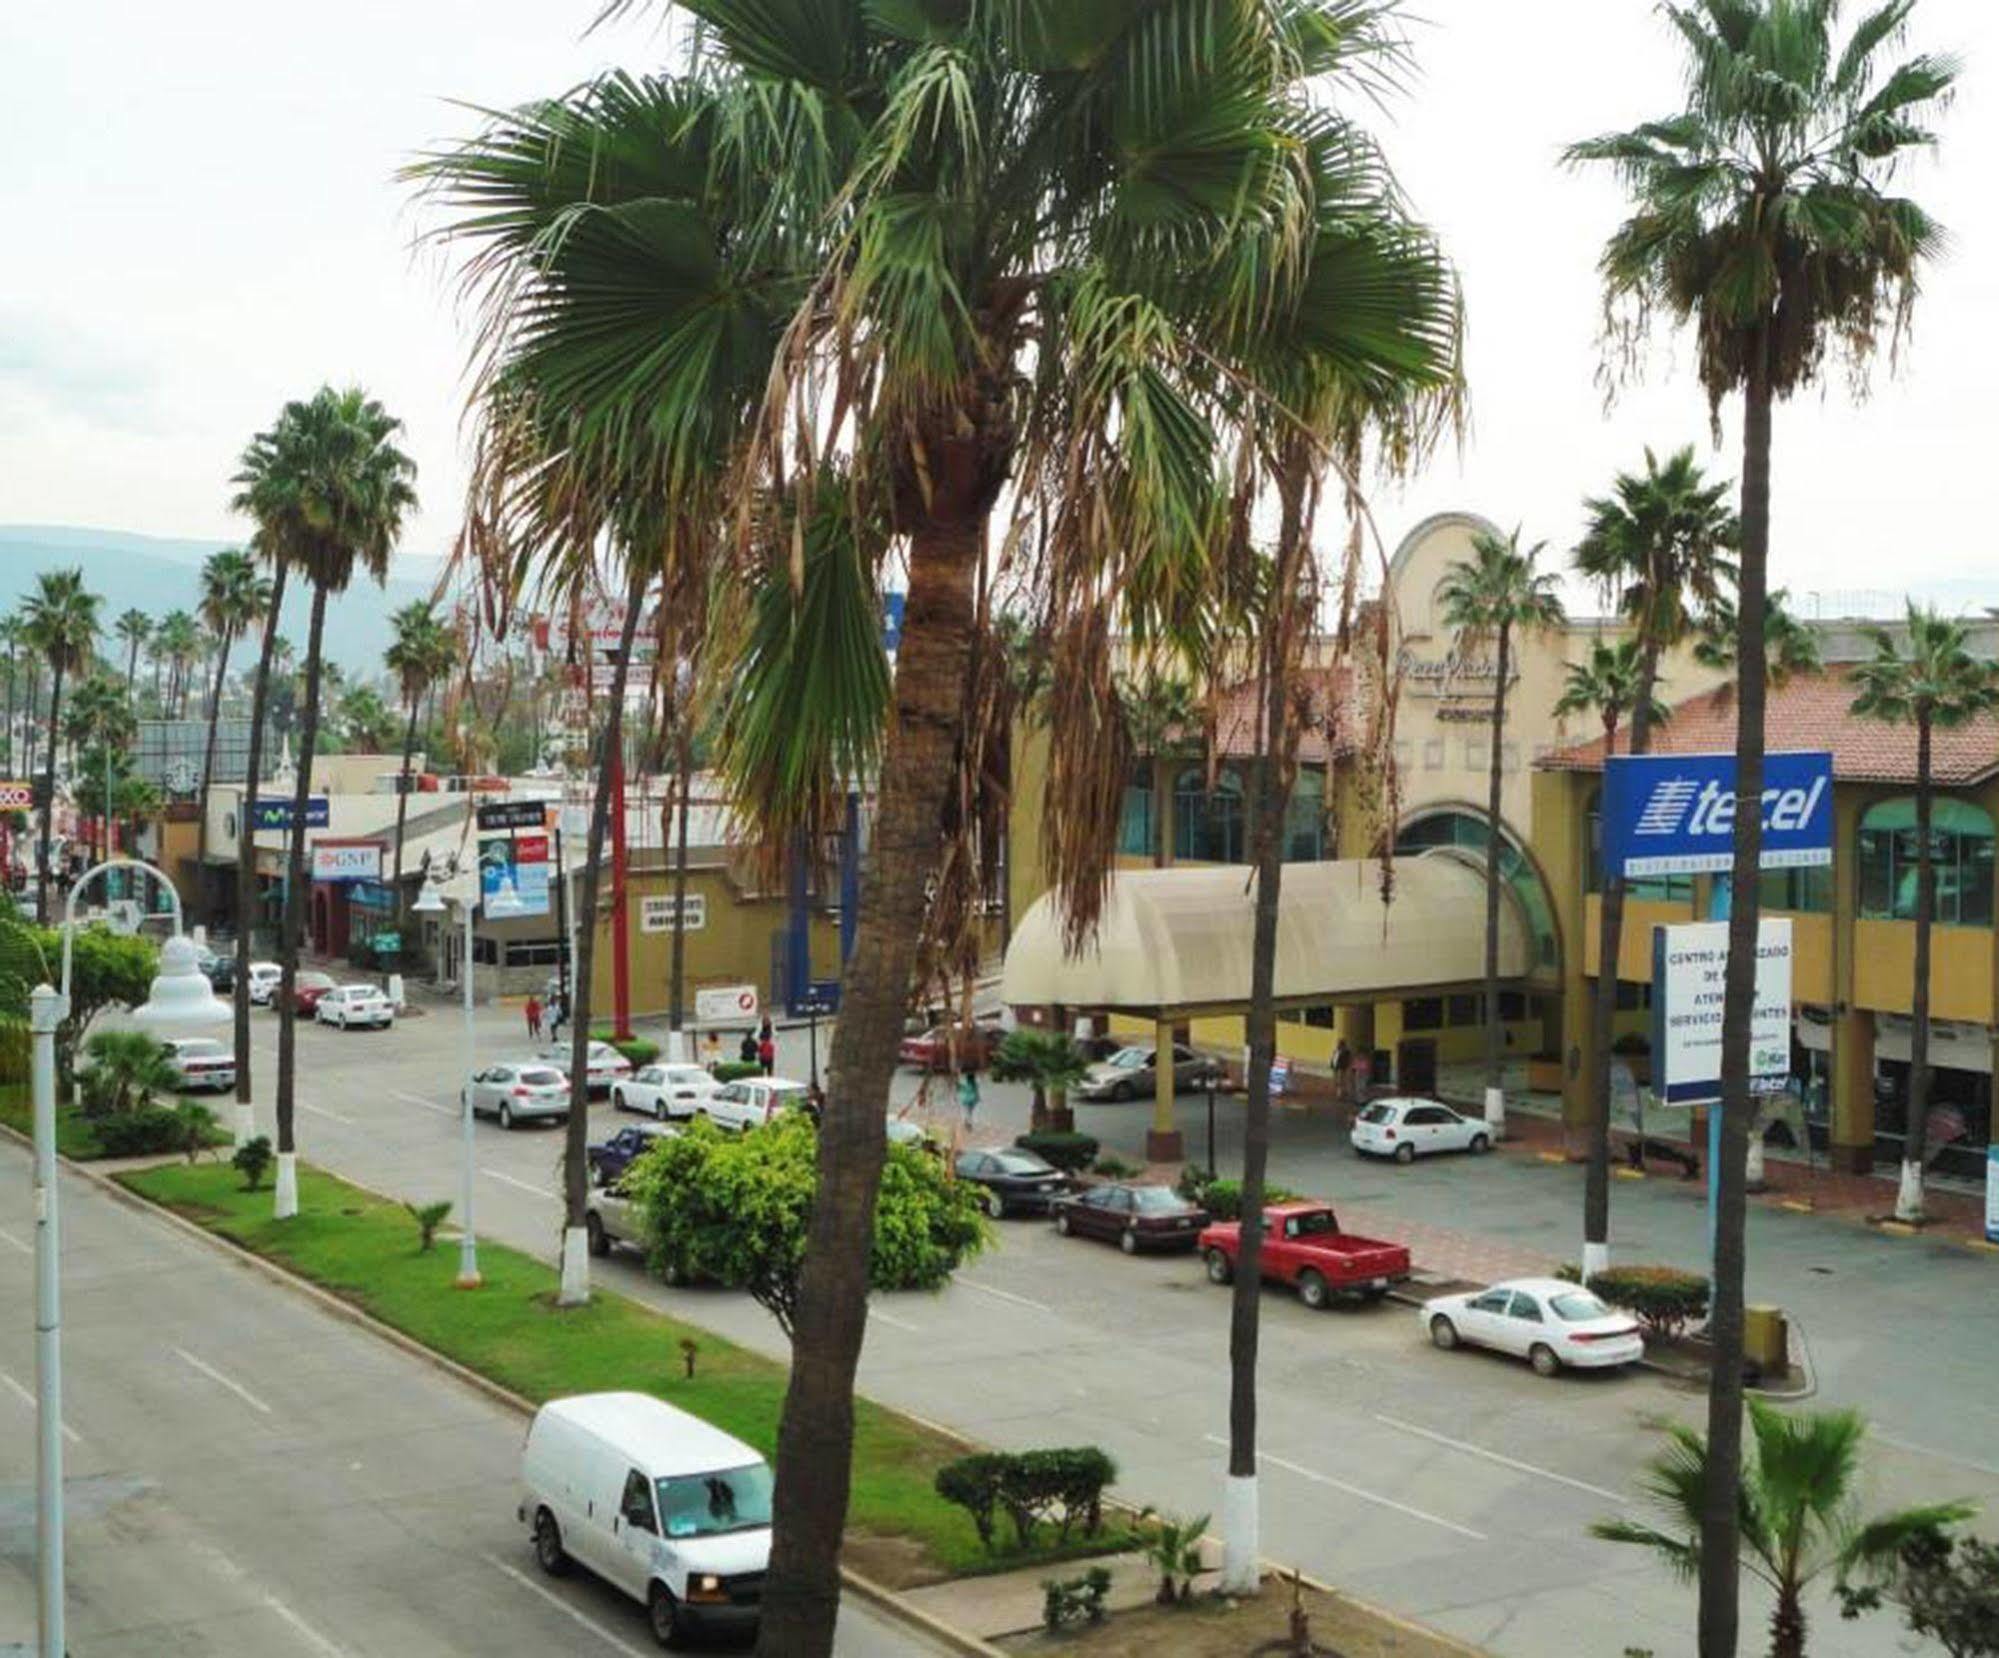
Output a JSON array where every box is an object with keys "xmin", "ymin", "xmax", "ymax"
[
  {"xmin": 0, "ymin": 1084, "xmax": 232, "ymax": 1159},
  {"xmin": 119, "ymin": 1161, "xmax": 1129, "ymax": 1582}
]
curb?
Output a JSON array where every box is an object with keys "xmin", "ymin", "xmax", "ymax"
[{"xmin": 1, "ymin": 1124, "xmax": 1007, "ymax": 1658}]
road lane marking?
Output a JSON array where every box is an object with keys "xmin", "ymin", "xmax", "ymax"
[
  {"xmin": 263, "ymin": 1594, "xmax": 354, "ymax": 1658},
  {"xmin": 957, "ymin": 1277, "xmax": 1052, "ymax": 1314},
  {"xmin": 174, "ymin": 1347, "xmax": 274, "ymax": 1415},
  {"xmin": 1871, "ymin": 1430, "xmax": 1999, "ymax": 1482},
  {"xmin": 0, "ymin": 1368, "xmax": 82, "ymax": 1442},
  {"xmin": 393, "ymin": 1090, "xmax": 457, "ymax": 1118},
  {"xmin": 1202, "ymin": 1434, "xmax": 1487, "ymax": 1541},
  {"xmin": 484, "ymin": 1170, "xmax": 558, "ymax": 1199},
  {"xmin": 0, "ymin": 1226, "xmax": 29, "ymax": 1255},
  {"xmin": 178, "ymin": 1531, "xmax": 352, "ymax": 1657},
  {"xmin": 868, "ymin": 1307, "xmax": 921, "ymax": 1333},
  {"xmin": 1371, "ymin": 1414, "xmax": 1629, "ymax": 1504},
  {"xmin": 482, "ymin": 1553, "xmax": 651, "ymax": 1657},
  {"xmin": 299, "ymin": 1101, "xmax": 355, "ymax": 1126}
]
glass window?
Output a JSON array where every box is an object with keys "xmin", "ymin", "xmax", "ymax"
[
  {"xmin": 1174, "ymin": 765, "xmax": 1247, "ymax": 863},
  {"xmin": 1397, "ymin": 810, "xmax": 1560, "ymax": 969},
  {"xmin": 1469, "ymin": 1289, "xmax": 1510, "ymax": 1312},
  {"xmin": 1132, "ymin": 1188, "xmax": 1186, "ymax": 1213},
  {"xmin": 1446, "ymin": 994, "xmax": 1479, "ymax": 1027},
  {"xmin": 1284, "ymin": 765, "xmax": 1325, "ymax": 862},
  {"xmin": 621, "ymin": 1469, "xmax": 658, "ymax": 1532},
  {"xmin": 1117, "ymin": 768, "xmax": 1154, "ymax": 858},
  {"xmin": 1858, "ymin": 798, "xmax": 1995, "ymax": 926},
  {"xmin": 1404, "ymin": 997, "xmax": 1444, "ymax": 1032},
  {"xmin": 657, "ymin": 1464, "xmax": 775, "ymax": 1538},
  {"xmin": 1497, "ymin": 990, "xmax": 1527, "ymax": 1021},
  {"xmin": 1505, "ymin": 1292, "xmax": 1544, "ymax": 1322},
  {"xmin": 1551, "ymin": 1291, "xmax": 1610, "ymax": 1322}
]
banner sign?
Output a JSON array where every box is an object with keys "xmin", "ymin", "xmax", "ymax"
[
  {"xmin": 1603, "ymin": 751, "xmax": 1831, "ymax": 878},
  {"xmin": 1651, "ymin": 918, "xmax": 1793, "ymax": 1105},
  {"xmin": 311, "ymin": 841, "xmax": 382, "ymax": 884},
  {"xmin": 0, "ymin": 781, "xmax": 32, "ymax": 811},
  {"xmin": 351, "ymin": 880, "xmax": 396, "ymax": 910},
  {"xmin": 476, "ymin": 799, "xmax": 548, "ymax": 832},
  {"xmin": 480, "ymin": 833, "xmax": 550, "ymax": 918},
  {"xmin": 252, "ymin": 796, "xmax": 330, "ymax": 831},
  {"xmin": 640, "ymin": 893, "xmax": 707, "ymax": 934},
  {"xmin": 695, "ymin": 984, "xmax": 760, "ymax": 1026}
]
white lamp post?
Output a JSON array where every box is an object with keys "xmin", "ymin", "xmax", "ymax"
[{"xmin": 33, "ymin": 857, "xmax": 228, "ymax": 1658}]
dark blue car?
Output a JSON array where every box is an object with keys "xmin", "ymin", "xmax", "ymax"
[{"xmin": 587, "ymin": 1121, "xmax": 678, "ymax": 1186}]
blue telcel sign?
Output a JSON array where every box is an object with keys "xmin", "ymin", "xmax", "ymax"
[{"xmin": 1602, "ymin": 751, "xmax": 1832, "ymax": 878}]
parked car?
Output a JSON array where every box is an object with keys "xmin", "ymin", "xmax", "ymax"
[
  {"xmin": 897, "ymin": 1022, "xmax": 1006, "ymax": 1073},
  {"xmin": 1200, "ymin": 1202, "xmax": 1411, "ymax": 1309},
  {"xmin": 701, "ymin": 1076, "xmax": 811, "ymax": 1133},
  {"xmin": 1052, "ymin": 1182, "xmax": 1209, "ymax": 1253},
  {"xmin": 584, "ymin": 1181, "xmax": 645, "ymax": 1259},
  {"xmin": 1351, "ymin": 1097, "xmax": 1492, "ymax": 1162},
  {"xmin": 589, "ymin": 1122, "xmax": 679, "ymax": 1187},
  {"xmin": 518, "ymin": 1392, "xmax": 772, "ymax": 1646},
  {"xmin": 245, "ymin": 961, "xmax": 283, "ymax": 1006},
  {"xmin": 537, "ymin": 1040, "xmax": 634, "ymax": 1097},
  {"xmin": 953, "ymin": 1147, "xmax": 1071, "ymax": 1218},
  {"xmin": 462, "ymin": 1063, "xmax": 571, "ymax": 1130},
  {"xmin": 1420, "ymin": 1278, "xmax": 1644, "ymax": 1377},
  {"xmin": 1075, "ymin": 1043, "xmax": 1205, "ymax": 1103},
  {"xmin": 195, "ymin": 948, "xmax": 235, "ymax": 993},
  {"xmin": 290, "ymin": 970, "xmax": 339, "ymax": 1016},
  {"xmin": 316, "ymin": 984, "xmax": 396, "ymax": 1030},
  {"xmin": 614, "ymin": 1063, "xmax": 720, "ymax": 1121},
  {"xmin": 162, "ymin": 1037, "xmax": 235, "ymax": 1094}
]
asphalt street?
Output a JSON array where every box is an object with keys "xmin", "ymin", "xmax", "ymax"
[
  {"xmin": 210, "ymin": 998, "xmax": 1999, "ymax": 1657},
  {"xmin": 0, "ymin": 1135, "xmax": 944, "ymax": 1657}
]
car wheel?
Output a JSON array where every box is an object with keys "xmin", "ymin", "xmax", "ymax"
[
  {"xmin": 1297, "ymin": 1269, "xmax": 1330, "ymax": 1310},
  {"xmin": 586, "ymin": 1214, "xmax": 610, "ymax": 1257},
  {"xmin": 1429, "ymin": 1315, "xmax": 1459, "ymax": 1351},
  {"xmin": 1054, "ymin": 1209, "xmax": 1071, "ymax": 1236},
  {"xmin": 533, "ymin": 1508, "xmax": 569, "ymax": 1576},
  {"xmin": 1469, "ymin": 1133, "xmax": 1491, "ymax": 1155},
  {"xmin": 1393, "ymin": 1141, "xmax": 1416, "ymax": 1164},
  {"xmin": 1119, "ymin": 1227, "xmax": 1139, "ymax": 1256},
  {"xmin": 647, "ymin": 1583, "xmax": 686, "ymax": 1649},
  {"xmin": 1112, "ymin": 1081, "xmax": 1135, "ymax": 1103},
  {"xmin": 1529, "ymin": 1343, "xmax": 1562, "ymax": 1378},
  {"xmin": 984, "ymin": 1188, "xmax": 1006, "ymax": 1220},
  {"xmin": 1204, "ymin": 1248, "xmax": 1233, "ymax": 1285},
  {"xmin": 498, "ymin": 1103, "xmax": 514, "ymax": 1131}
]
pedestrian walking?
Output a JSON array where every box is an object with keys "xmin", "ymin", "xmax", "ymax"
[
  {"xmin": 525, "ymin": 993, "xmax": 543, "ymax": 1042},
  {"xmin": 548, "ymin": 990, "xmax": 569, "ymax": 1043},
  {"xmin": 1332, "ymin": 1037, "xmax": 1352, "ymax": 1104},
  {"xmin": 956, "ymin": 1068, "xmax": 981, "ymax": 1128},
  {"xmin": 758, "ymin": 1026, "xmax": 776, "ymax": 1077}
]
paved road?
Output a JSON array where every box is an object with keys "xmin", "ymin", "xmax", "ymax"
[
  {"xmin": 218, "ymin": 1000, "xmax": 1994, "ymax": 1656},
  {"xmin": 0, "ymin": 1137, "xmax": 944, "ymax": 1657}
]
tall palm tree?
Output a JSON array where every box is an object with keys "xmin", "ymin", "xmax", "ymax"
[
  {"xmin": 195, "ymin": 549, "xmax": 273, "ymax": 912},
  {"xmin": 1553, "ymin": 638, "xmax": 1671, "ymax": 757},
  {"xmin": 20, "ymin": 568, "xmax": 102, "ymax": 921},
  {"xmin": 1850, "ymin": 605, "xmax": 1999, "ymax": 1223},
  {"xmin": 115, "ymin": 609, "xmax": 152, "ymax": 697},
  {"xmin": 1117, "ymin": 672, "xmax": 1199, "ymax": 868},
  {"xmin": 64, "ymin": 673, "xmax": 137, "ymax": 864},
  {"xmin": 1572, "ymin": 446, "xmax": 1737, "ymax": 1275},
  {"xmin": 232, "ymin": 388, "xmax": 417, "ymax": 1216},
  {"xmin": 1436, "ymin": 528, "xmax": 1564, "ymax": 1136},
  {"xmin": 1568, "ymin": 4, "xmax": 1958, "ymax": 1645},
  {"xmin": 1694, "ymin": 587, "xmax": 1824, "ymax": 690},
  {"xmin": 152, "ymin": 609, "xmax": 200, "ymax": 718},
  {"xmin": 384, "ymin": 601, "xmax": 455, "ymax": 935},
  {"xmin": 0, "ymin": 613, "xmax": 27, "ymax": 777},
  {"xmin": 1593, "ymin": 1401, "xmax": 1973, "ymax": 1658}
]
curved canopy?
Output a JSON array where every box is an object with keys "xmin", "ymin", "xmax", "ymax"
[{"xmin": 1001, "ymin": 852, "xmax": 1530, "ymax": 1015}]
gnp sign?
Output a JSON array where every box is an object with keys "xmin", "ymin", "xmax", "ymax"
[
  {"xmin": 1603, "ymin": 751, "xmax": 1831, "ymax": 878},
  {"xmin": 1651, "ymin": 918, "xmax": 1793, "ymax": 1105}
]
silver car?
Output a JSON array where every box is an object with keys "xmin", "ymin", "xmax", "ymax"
[
  {"xmin": 461, "ymin": 1063, "xmax": 571, "ymax": 1130},
  {"xmin": 1075, "ymin": 1043, "xmax": 1205, "ymax": 1103}
]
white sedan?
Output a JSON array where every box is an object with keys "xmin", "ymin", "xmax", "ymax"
[
  {"xmin": 1421, "ymin": 1278, "xmax": 1644, "ymax": 1376},
  {"xmin": 163, "ymin": 1037, "xmax": 235, "ymax": 1093},
  {"xmin": 535, "ymin": 1041, "xmax": 633, "ymax": 1096},
  {"xmin": 245, "ymin": 962, "xmax": 283, "ymax": 1006},
  {"xmin": 316, "ymin": 985, "xmax": 396, "ymax": 1030},
  {"xmin": 612, "ymin": 1062, "xmax": 720, "ymax": 1121},
  {"xmin": 1352, "ymin": 1097, "xmax": 1491, "ymax": 1162}
]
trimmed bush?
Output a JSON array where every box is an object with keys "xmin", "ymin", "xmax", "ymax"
[
  {"xmin": 95, "ymin": 1104, "xmax": 188, "ymax": 1157},
  {"xmin": 591, "ymin": 1028, "xmax": 661, "ymax": 1068},
  {"xmin": 935, "ymin": 1446, "xmax": 1117, "ymax": 1552},
  {"xmin": 1014, "ymin": 1130, "xmax": 1099, "ymax": 1172},
  {"xmin": 934, "ymin": 1452, "xmax": 1011, "ymax": 1550},
  {"xmin": 232, "ymin": 1136, "xmax": 274, "ymax": 1192},
  {"xmin": 1586, "ymin": 1265, "xmax": 1710, "ymax": 1340},
  {"xmin": 1091, "ymin": 1153, "xmax": 1139, "ymax": 1179},
  {"xmin": 1177, "ymin": 1169, "xmax": 1300, "ymax": 1220},
  {"xmin": 711, "ymin": 1060, "xmax": 761, "ymax": 1083}
]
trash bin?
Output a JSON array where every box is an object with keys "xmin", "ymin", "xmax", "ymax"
[{"xmin": 1744, "ymin": 1305, "xmax": 1789, "ymax": 1375}]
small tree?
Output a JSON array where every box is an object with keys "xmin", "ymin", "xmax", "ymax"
[
  {"xmin": 1142, "ymin": 1510, "xmax": 1210, "ymax": 1605},
  {"xmin": 77, "ymin": 1028, "xmax": 180, "ymax": 1118},
  {"xmin": 1843, "ymin": 1531, "xmax": 1999, "ymax": 1658},
  {"xmin": 173, "ymin": 1101, "xmax": 219, "ymax": 1163},
  {"xmin": 232, "ymin": 1135, "xmax": 274, "ymax": 1191},
  {"xmin": 404, "ymin": 1200, "xmax": 453, "ymax": 1252},
  {"xmin": 992, "ymin": 1029, "xmax": 1089, "ymax": 1133},
  {"xmin": 626, "ymin": 1116, "xmax": 987, "ymax": 1338}
]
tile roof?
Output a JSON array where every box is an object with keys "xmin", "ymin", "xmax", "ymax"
[
  {"xmin": 1198, "ymin": 668, "xmax": 1354, "ymax": 765},
  {"xmin": 1538, "ymin": 669, "xmax": 1999, "ymax": 787}
]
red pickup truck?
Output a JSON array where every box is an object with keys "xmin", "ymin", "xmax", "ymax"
[{"xmin": 1200, "ymin": 1201, "xmax": 1411, "ymax": 1309}]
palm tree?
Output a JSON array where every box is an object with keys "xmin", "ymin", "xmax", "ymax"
[
  {"xmin": 384, "ymin": 601, "xmax": 454, "ymax": 935},
  {"xmin": 1694, "ymin": 588, "xmax": 1824, "ymax": 690},
  {"xmin": 1436, "ymin": 529, "xmax": 1564, "ymax": 1136},
  {"xmin": 0, "ymin": 613, "xmax": 27, "ymax": 777},
  {"xmin": 1571, "ymin": 446, "xmax": 1736, "ymax": 1274},
  {"xmin": 152, "ymin": 609, "xmax": 200, "ymax": 718},
  {"xmin": 991, "ymin": 1028, "xmax": 1089, "ymax": 1134},
  {"xmin": 1567, "ymin": 5, "xmax": 1957, "ymax": 1640},
  {"xmin": 335, "ymin": 685, "xmax": 396, "ymax": 752},
  {"xmin": 1594, "ymin": 1401, "xmax": 1973, "ymax": 1658},
  {"xmin": 114, "ymin": 609, "xmax": 152, "ymax": 697},
  {"xmin": 63, "ymin": 674, "xmax": 137, "ymax": 864},
  {"xmin": 231, "ymin": 388, "xmax": 417, "ymax": 1217},
  {"xmin": 20, "ymin": 568, "xmax": 102, "ymax": 921},
  {"xmin": 1554, "ymin": 638, "xmax": 1671, "ymax": 753},
  {"xmin": 1849, "ymin": 606, "xmax": 1999, "ymax": 1223},
  {"xmin": 79, "ymin": 1028, "xmax": 181, "ymax": 1118},
  {"xmin": 1117, "ymin": 672, "xmax": 1199, "ymax": 868},
  {"xmin": 195, "ymin": 550, "xmax": 273, "ymax": 913}
]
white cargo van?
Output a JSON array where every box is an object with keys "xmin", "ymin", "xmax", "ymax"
[{"xmin": 518, "ymin": 1392, "xmax": 773, "ymax": 1646}]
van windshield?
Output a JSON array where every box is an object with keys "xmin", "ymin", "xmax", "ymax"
[{"xmin": 658, "ymin": 1463, "xmax": 775, "ymax": 1538}]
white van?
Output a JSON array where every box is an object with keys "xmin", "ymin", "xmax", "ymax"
[{"xmin": 518, "ymin": 1392, "xmax": 772, "ymax": 1647}]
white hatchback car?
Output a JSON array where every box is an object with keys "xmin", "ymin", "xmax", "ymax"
[
  {"xmin": 613, "ymin": 1063, "xmax": 721, "ymax": 1121},
  {"xmin": 1421, "ymin": 1278, "xmax": 1644, "ymax": 1376},
  {"xmin": 245, "ymin": 961, "xmax": 283, "ymax": 1006},
  {"xmin": 701, "ymin": 1077, "xmax": 811, "ymax": 1133},
  {"xmin": 1351, "ymin": 1097, "xmax": 1491, "ymax": 1162},
  {"xmin": 316, "ymin": 984, "xmax": 396, "ymax": 1030}
]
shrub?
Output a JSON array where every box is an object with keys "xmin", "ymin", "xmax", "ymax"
[
  {"xmin": 232, "ymin": 1136, "xmax": 274, "ymax": 1192},
  {"xmin": 935, "ymin": 1452, "xmax": 1010, "ymax": 1550},
  {"xmin": 1142, "ymin": 1509, "xmax": 1209, "ymax": 1604},
  {"xmin": 172, "ymin": 1102, "xmax": 218, "ymax": 1164},
  {"xmin": 1181, "ymin": 1173, "xmax": 1300, "ymax": 1221},
  {"xmin": 404, "ymin": 1200, "xmax": 453, "ymax": 1252},
  {"xmin": 1092, "ymin": 1153, "xmax": 1139, "ymax": 1179},
  {"xmin": 935, "ymin": 1446, "xmax": 1118, "ymax": 1552},
  {"xmin": 1587, "ymin": 1265, "xmax": 1710, "ymax": 1340},
  {"xmin": 1014, "ymin": 1130, "xmax": 1099, "ymax": 1172},
  {"xmin": 591, "ymin": 1028, "xmax": 660, "ymax": 1067},
  {"xmin": 711, "ymin": 1060, "xmax": 761, "ymax": 1083},
  {"xmin": 95, "ymin": 1104, "xmax": 187, "ymax": 1157},
  {"xmin": 1042, "ymin": 1566, "xmax": 1113, "ymax": 1631},
  {"xmin": 0, "ymin": 1016, "xmax": 29, "ymax": 1086}
]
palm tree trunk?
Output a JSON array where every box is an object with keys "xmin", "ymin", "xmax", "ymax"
[
  {"xmin": 195, "ymin": 627, "xmax": 235, "ymax": 923},
  {"xmin": 559, "ymin": 583, "xmax": 645, "ymax": 1305},
  {"xmin": 391, "ymin": 696, "xmax": 420, "ymax": 940},
  {"xmin": 668, "ymin": 718, "xmax": 693, "ymax": 1034},
  {"xmin": 272, "ymin": 582, "xmax": 330, "ymax": 1221},
  {"xmin": 1698, "ymin": 323, "xmax": 1774, "ymax": 1658},
  {"xmin": 1769, "ymin": 1586, "xmax": 1807, "ymax": 1658},
  {"xmin": 37, "ymin": 658, "xmax": 65, "ymax": 926},
  {"xmin": 1481, "ymin": 625, "xmax": 1511, "ymax": 1133},
  {"xmin": 757, "ymin": 513, "xmax": 982, "ymax": 1658},
  {"xmin": 1583, "ymin": 713, "xmax": 1626, "ymax": 1273},
  {"xmin": 125, "ymin": 639, "xmax": 139, "ymax": 696},
  {"xmin": 1899, "ymin": 715, "xmax": 1935, "ymax": 1221},
  {"xmin": 4, "ymin": 647, "xmax": 16, "ymax": 789},
  {"xmin": 235, "ymin": 565, "xmax": 289, "ymax": 1140}
]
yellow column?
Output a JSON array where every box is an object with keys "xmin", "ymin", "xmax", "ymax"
[
  {"xmin": 1148, "ymin": 1014, "xmax": 1184, "ymax": 1162},
  {"xmin": 1829, "ymin": 1006, "xmax": 1875, "ymax": 1174}
]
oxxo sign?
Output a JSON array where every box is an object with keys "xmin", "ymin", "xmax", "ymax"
[{"xmin": 1603, "ymin": 751, "xmax": 1832, "ymax": 877}]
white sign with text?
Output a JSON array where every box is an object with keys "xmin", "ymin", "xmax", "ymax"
[
  {"xmin": 640, "ymin": 893, "xmax": 706, "ymax": 934},
  {"xmin": 1653, "ymin": 918, "xmax": 1792, "ymax": 1105}
]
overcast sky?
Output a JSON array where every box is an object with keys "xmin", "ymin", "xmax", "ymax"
[{"xmin": 5, "ymin": 1, "xmax": 1994, "ymax": 615}]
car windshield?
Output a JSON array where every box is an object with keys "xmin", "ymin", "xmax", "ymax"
[
  {"xmin": 1287, "ymin": 1210, "xmax": 1335, "ymax": 1237},
  {"xmin": 1550, "ymin": 1291, "xmax": 1612, "ymax": 1322},
  {"xmin": 991, "ymin": 1152, "xmax": 1052, "ymax": 1176},
  {"xmin": 518, "ymin": 1068, "xmax": 564, "ymax": 1087},
  {"xmin": 1107, "ymin": 1048, "xmax": 1148, "ymax": 1070},
  {"xmin": 663, "ymin": 1068, "xmax": 704, "ymax": 1085},
  {"xmin": 1131, "ymin": 1188, "xmax": 1185, "ymax": 1213},
  {"xmin": 176, "ymin": 1041, "xmax": 226, "ymax": 1059},
  {"xmin": 657, "ymin": 1464, "xmax": 774, "ymax": 1538},
  {"xmin": 1358, "ymin": 1103, "xmax": 1393, "ymax": 1124}
]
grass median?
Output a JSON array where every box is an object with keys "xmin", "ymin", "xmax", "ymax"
[{"xmin": 117, "ymin": 1159, "xmax": 1131, "ymax": 1586}]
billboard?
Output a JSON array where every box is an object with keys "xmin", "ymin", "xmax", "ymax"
[
  {"xmin": 1651, "ymin": 918, "xmax": 1793, "ymax": 1105},
  {"xmin": 311, "ymin": 842, "xmax": 382, "ymax": 884},
  {"xmin": 695, "ymin": 984, "xmax": 760, "ymax": 1026},
  {"xmin": 479, "ymin": 833, "xmax": 550, "ymax": 918},
  {"xmin": 252, "ymin": 796, "xmax": 331, "ymax": 831},
  {"xmin": 1602, "ymin": 751, "xmax": 1832, "ymax": 878}
]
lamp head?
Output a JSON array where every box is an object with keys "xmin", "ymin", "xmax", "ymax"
[
  {"xmin": 412, "ymin": 885, "xmax": 445, "ymax": 915},
  {"xmin": 133, "ymin": 934, "xmax": 231, "ymax": 1033}
]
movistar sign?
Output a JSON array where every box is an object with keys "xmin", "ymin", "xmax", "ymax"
[{"xmin": 1602, "ymin": 751, "xmax": 1833, "ymax": 878}]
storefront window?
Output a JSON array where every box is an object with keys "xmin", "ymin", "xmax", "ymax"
[
  {"xmin": 1118, "ymin": 767, "xmax": 1154, "ymax": 858},
  {"xmin": 1708, "ymin": 866, "xmax": 1832, "ymax": 919},
  {"xmin": 1857, "ymin": 797, "xmax": 1995, "ymax": 925},
  {"xmin": 1174, "ymin": 765, "xmax": 1247, "ymax": 863},
  {"xmin": 1397, "ymin": 809, "xmax": 1560, "ymax": 969},
  {"xmin": 1284, "ymin": 766, "xmax": 1325, "ymax": 862}
]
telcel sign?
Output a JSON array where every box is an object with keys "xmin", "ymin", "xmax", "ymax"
[{"xmin": 1603, "ymin": 750, "xmax": 1832, "ymax": 877}]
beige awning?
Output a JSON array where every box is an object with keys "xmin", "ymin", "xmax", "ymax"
[{"xmin": 1000, "ymin": 851, "xmax": 1529, "ymax": 1015}]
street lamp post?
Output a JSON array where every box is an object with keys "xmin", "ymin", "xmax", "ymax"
[{"xmin": 33, "ymin": 856, "xmax": 229, "ymax": 1658}]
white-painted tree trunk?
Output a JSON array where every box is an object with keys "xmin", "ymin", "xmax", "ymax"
[
  {"xmin": 557, "ymin": 1227, "xmax": 591, "ymax": 1305},
  {"xmin": 232, "ymin": 1102, "xmax": 254, "ymax": 1148},
  {"xmin": 1218, "ymin": 1474, "xmax": 1259, "ymax": 1596},
  {"xmin": 1895, "ymin": 1158, "xmax": 1925, "ymax": 1224},
  {"xmin": 1581, "ymin": 1240, "xmax": 1610, "ymax": 1280},
  {"xmin": 1483, "ymin": 1085, "xmax": 1505, "ymax": 1138},
  {"xmin": 273, "ymin": 1152, "xmax": 298, "ymax": 1220}
]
